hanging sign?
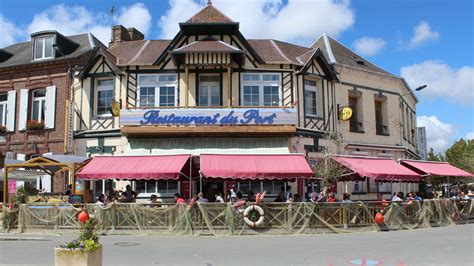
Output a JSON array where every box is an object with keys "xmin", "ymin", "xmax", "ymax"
[
  {"xmin": 110, "ymin": 101, "xmax": 121, "ymax": 117},
  {"xmin": 339, "ymin": 106, "xmax": 353, "ymax": 121}
]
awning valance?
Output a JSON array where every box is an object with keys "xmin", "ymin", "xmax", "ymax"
[
  {"xmin": 400, "ymin": 160, "xmax": 474, "ymax": 177},
  {"xmin": 76, "ymin": 155, "xmax": 191, "ymax": 180},
  {"xmin": 331, "ymin": 156, "xmax": 421, "ymax": 183},
  {"xmin": 199, "ymin": 154, "xmax": 313, "ymax": 181}
]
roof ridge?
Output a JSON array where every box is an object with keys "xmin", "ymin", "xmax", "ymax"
[
  {"xmin": 270, "ymin": 40, "xmax": 291, "ymax": 63},
  {"xmin": 128, "ymin": 40, "xmax": 150, "ymax": 65}
]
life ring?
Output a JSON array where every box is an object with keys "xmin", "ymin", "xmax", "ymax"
[{"xmin": 243, "ymin": 205, "xmax": 265, "ymax": 227}]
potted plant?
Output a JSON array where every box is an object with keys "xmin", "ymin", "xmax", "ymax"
[
  {"xmin": 55, "ymin": 212, "xmax": 102, "ymax": 266},
  {"xmin": 26, "ymin": 120, "xmax": 45, "ymax": 130},
  {"xmin": 0, "ymin": 125, "xmax": 6, "ymax": 134}
]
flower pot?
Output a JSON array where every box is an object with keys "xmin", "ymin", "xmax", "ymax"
[{"xmin": 54, "ymin": 245, "xmax": 102, "ymax": 266}]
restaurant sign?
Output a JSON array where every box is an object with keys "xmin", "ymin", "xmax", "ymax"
[{"xmin": 120, "ymin": 108, "xmax": 297, "ymax": 126}]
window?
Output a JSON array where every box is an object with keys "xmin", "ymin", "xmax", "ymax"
[
  {"xmin": 241, "ymin": 73, "xmax": 281, "ymax": 106},
  {"xmin": 139, "ymin": 87, "xmax": 155, "ymax": 107},
  {"xmin": 96, "ymin": 79, "xmax": 114, "ymax": 116},
  {"xmin": 368, "ymin": 180, "xmax": 392, "ymax": 193},
  {"xmin": 0, "ymin": 93, "xmax": 7, "ymax": 126},
  {"xmin": 137, "ymin": 74, "xmax": 178, "ymax": 107},
  {"xmin": 237, "ymin": 181, "xmax": 261, "ymax": 195},
  {"xmin": 349, "ymin": 95, "xmax": 363, "ymax": 133},
  {"xmin": 33, "ymin": 36, "xmax": 54, "ymax": 60},
  {"xmin": 262, "ymin": 181, "xmax": 285, "ymax": 195},
  {"xmin": 135, "ymin": 181, "xmax": 179, "ymax": 195},
  {"xmin": 352, "ymin": 181, "xmax": 367, "ymax": 193},
  {"xmin": 304, "ymin": 79, "xmax": 318, "ymax": 117},
  {"xmin": 199, "ymin": 75, "xmax": 220, "ymax": 106},
  {"xmin": 31, "ymin": 89, "xmax": 46, "ymax": 122},
  {"xmin": 375, "ymin": 100, "xmax": 388, "ymax": 135}
]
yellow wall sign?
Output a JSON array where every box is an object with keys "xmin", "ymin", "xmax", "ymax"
[{"xmin": 339, "ymin": 107, "xmax": 353, "ymax": 121}]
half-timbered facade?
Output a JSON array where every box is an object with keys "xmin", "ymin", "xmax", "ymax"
[{"xmin": 74, "ymin": 2, "xmax": 418, "ymax": 201}]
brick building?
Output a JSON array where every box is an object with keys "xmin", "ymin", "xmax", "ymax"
[{"xmin": 0, "ymin": 30, "xmax": 103, "ymax": 195}]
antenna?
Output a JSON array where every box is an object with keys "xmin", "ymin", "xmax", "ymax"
[{"xmin": 110, "ymin": 5, "xmax": 116, "ymax": 27}]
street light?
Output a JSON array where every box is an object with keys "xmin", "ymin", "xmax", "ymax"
[{"xmin": 414, "ymin": 85, "xmax": 427, "ymax": 91}]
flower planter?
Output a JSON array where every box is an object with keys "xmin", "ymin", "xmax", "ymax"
[{"xmin": 54, "ymin": 245, "xmax": 102, "ymax": 266}]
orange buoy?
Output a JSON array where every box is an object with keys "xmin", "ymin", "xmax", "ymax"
[
  {"xmin": 375, "ymin": 212, "xmax": 384, "ymax": 225},
  {"xmin": 78, "ymin": 210, "xmax": 89, "ymax": 223}
]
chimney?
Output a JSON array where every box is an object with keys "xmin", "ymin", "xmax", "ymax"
[
  {"xmin": 110, "ymin": 25, "xmax": 144, "ymax": 46},
  {"xmin": 127, "ymin": 27, "xmax": 144, "ymax": 41},
  {"xmin": 110, "ymin": 25, "xmax": 130, "ymax": 45}
]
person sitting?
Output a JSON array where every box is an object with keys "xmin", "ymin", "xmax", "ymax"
[
  {"xmin": 97, "ymin": 194, "xmax": 105, "ymax": 204},
  {"xmin": 197, "ymin": 192, "xmax": 209, "ymax": 203},
  {"xmin": 327, "ymin": 193, "xmax": 337, "ymax": 203},
  {"xmin": 149, "ymin": 194, "xmax": 163, "ymax": 207},
  {"xmin": 341, "ymin": 193, "xmax": 352, "ymax": 203},
  {"xmin": 215, "ymin": 193, "xmax": 225, "ymax": 203},
  {"xmin": 274, "ymin": 191, "xmax": 285, "ymax": 202},
  {"xmin": 247, "ymin": 190, "xmax": 256, "ymax": 202},
  {"xmin": 392, "ymin": 192, "xmax": 403, "ymax": 202},
  {"xmin": 174, "ymin": 193, "xmax": 185, "ymax": 204},
  {"xmin": 309, "ymin": 191, "xmax": 318, "ymax": 203}
]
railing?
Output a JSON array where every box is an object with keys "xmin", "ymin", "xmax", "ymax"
[{"xmin": 1, "ymin": 200, "xmax": 473, "ymax": 235}]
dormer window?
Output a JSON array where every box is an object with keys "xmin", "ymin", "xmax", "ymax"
[{"xmin": 34, "ymin": 36, "xmax": 54, "ymax": 60}]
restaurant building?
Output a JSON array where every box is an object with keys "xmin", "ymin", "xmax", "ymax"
[
  {"xmin": 0, "ymin": 31, "xmax": 102, "ymax": 198},
  {"xmin": 73, "ymin": 2, "xmax": 420, "ymax": 201}
]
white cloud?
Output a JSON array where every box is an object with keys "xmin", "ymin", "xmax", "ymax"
[
  {"xmin": 117, "ymin": 3, "xmax": 152, "ymax": 36},
  {"xmin": 158, "ymin": 0, "xmax": 355, "ymax": 45},
  {"xmin": 25, "ymin": 3, "xmax": 152, "ymax": 45},
  {"xmin": 409, "ymin": 21, "xmax": 439, "ymax": 48},
  {"xmin": 466, "ymin": 132, "xmax": 474, "ymax": 140},
  {"xmin": 0, "ymin": 14, "xmax": 21, "ymax": 47},
  {"xmin": 401, "ymin": 60, "xmax": 474, "ymax": 105},
  {"xmin": 27, "ymin": 4, "xmax": 111, "ymax": 44},
  {"xmin": 417, "ymin": 115, "xmax": 455, "ymax": 152},
  {"xmin": 352, "ymin": 37, "xmax": 385, "ymax": 56}
]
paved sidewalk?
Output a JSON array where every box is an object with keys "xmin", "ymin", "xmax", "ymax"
[{"xmin": 1, "ymin": 224, "xmax": 473, "ymax": 265}]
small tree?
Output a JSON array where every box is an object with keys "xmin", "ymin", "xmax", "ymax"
[{"xmin": 313, "ymin": 133, "xmax": 349, "ymax": 188}]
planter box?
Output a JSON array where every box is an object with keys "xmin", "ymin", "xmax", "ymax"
[{"xmin": 54, "ymin": 245, "xmax": 102, "ymax": 266}]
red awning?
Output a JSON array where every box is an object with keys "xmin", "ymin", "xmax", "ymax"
[
  {"xmin": 199, "ymin": 154, "xmax": 313, "ymax": 181},
  {"xmin": 400, "ymin": 160, "xmax": 474, "ymax": 177},
  {"xmin": 331, "ymin": 156, "xmax": 421, "ymax": 182},
  {"xmin": 76, "ymin": 155, "xmax": 191, "ymax": 180}
]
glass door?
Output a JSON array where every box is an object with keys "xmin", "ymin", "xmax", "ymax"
[{"xmin": 198, "ymin": 74, "xmax": 220, "ymax": 106}]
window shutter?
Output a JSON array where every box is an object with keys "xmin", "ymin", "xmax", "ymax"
[
  {"xmin": 6, "ymin": 90, "xmax": 16, "ymax": 132},
  {"xmin": 45, "ymin": 85, "xmax": 56, "ymax": 129},
  {"xmin": 18, "ymin": 89, "xmax": 28, "ymax": 131}
]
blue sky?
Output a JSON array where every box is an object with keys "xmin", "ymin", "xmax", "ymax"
[{"xmin": 1, "ymin": 0, "xmax": 473, "ymax": 152}]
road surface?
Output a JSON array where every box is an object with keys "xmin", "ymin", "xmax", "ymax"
[{"xmin": 1, "ymin": 224, "xmax": 473, "ymax": 265}]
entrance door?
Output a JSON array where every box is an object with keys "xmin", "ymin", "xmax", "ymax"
[{"xmin": 198, "ymin": 74, "xmax": 220, "ymax": 106}]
